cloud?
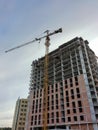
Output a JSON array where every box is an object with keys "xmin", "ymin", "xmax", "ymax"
[
  {"xmin": 90, "ymin": 38, "xmax": 98, "ymax": 56},
  {"xmin": 0, "ymin": 104, "xmax": 14, "ymax": 127},
  {"xmin": 0, "ymin": 0, "xmax": 16, "ymax": 23}
]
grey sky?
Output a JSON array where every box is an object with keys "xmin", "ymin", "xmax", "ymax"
[{"xmin": 0, "ymin": 0, "xmax": 98, "ymax": 127}]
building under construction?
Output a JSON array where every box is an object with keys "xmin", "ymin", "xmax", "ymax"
[{"xmin": 26, "ymin": 37, "xmax": 98, "ymax": 130}]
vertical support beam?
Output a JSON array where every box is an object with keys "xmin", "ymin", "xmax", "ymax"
[
  {"xmin": 75, "ymin": 49, "xmax": 80, "ymax": 75},
  {"xmin": 53, "ymin": 58, "xmax": 56, "ymax": 84},
  {"xmin": 60, "ymin": 50, "xmax": 64, "ymax": 82},
  {"xmin": 70, "ymin": 51, "xmax": 74, "ymax": 77}
]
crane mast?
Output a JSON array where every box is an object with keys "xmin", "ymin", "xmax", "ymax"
[
  {"xmin": 42, "ymin": 29, "xmax": 62, "ymax": 130},
  {"xmin": 43, "ymin": 32, "xmax": 50, "ymax": 130},
  {"xmin": 5, "ymin": 28, "xmax": 62, "ymax": 130}
]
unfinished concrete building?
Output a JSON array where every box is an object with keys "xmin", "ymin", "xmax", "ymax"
[{"xmin": 26, "ymin": 37, "xmax": 98, "ymax": 130}]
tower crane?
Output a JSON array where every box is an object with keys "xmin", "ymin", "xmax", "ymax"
[{"xmin": 5, "ymin": 28, "xmax": 62, "ymax": 130}]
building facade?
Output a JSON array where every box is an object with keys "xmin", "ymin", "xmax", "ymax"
[
  {"xmin": 26, "ymin": 37, "xmax": 98, "ymax": 130},
  {"xmin": 12, "ymin": 98, "xmax": 28, "ymax": 130}
]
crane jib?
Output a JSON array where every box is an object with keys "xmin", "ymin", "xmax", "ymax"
[{"xmin": 5, "ymin": 28, "xmax": 62, "ymax": 53}]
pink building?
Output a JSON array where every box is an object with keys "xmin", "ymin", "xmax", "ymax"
[{"xmin": 26, "ymin": 37, "xmax": 98, "ymax": 130}]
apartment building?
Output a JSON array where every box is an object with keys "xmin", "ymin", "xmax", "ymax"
[
  {"xmin": 12, "ymin": 98, "xmax": 28, "ymax": 130},
  {"xmin": 26, "ymin": 37, "xmax": 98, "ymax": 130}
]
